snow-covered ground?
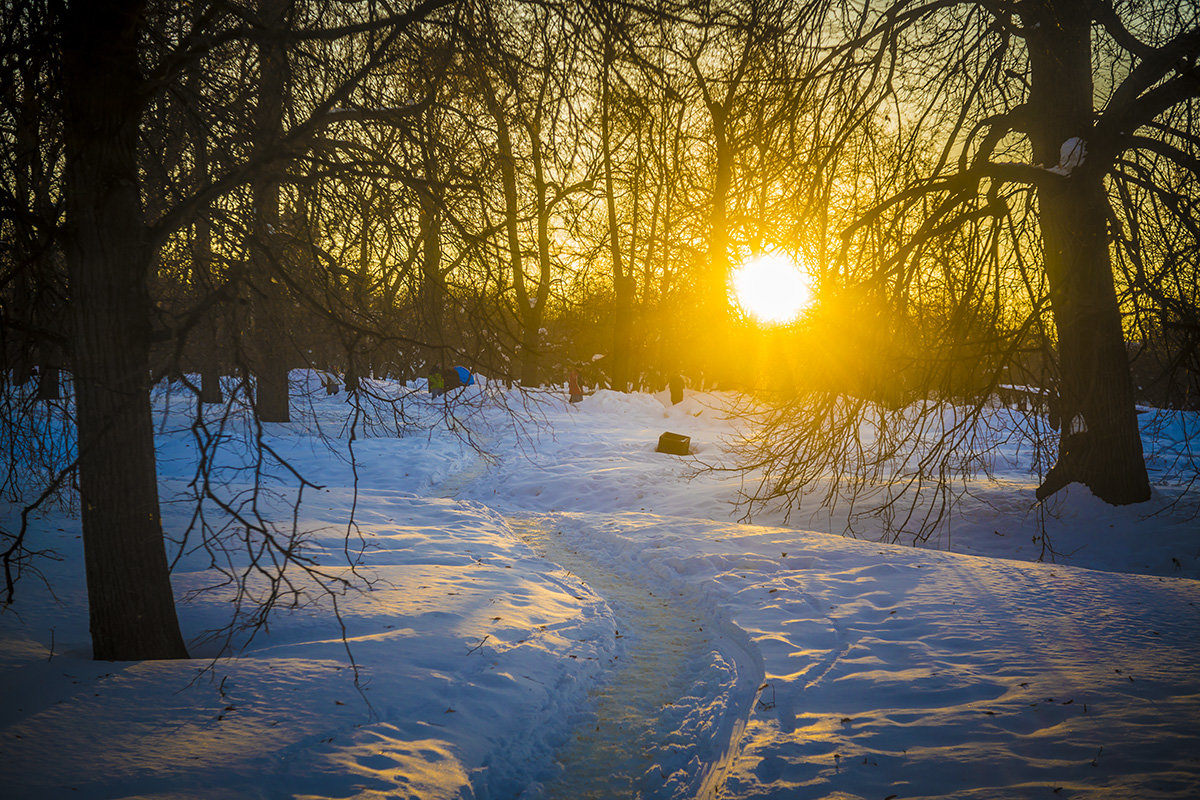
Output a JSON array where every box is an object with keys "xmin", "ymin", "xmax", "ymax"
[{"xmin": 2, "ymin": 374, "xmax": 1198, "ymax": 798}]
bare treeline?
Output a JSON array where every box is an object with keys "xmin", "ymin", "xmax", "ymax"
[{"xmin": 1, "ymin": 0, "xmax": 1197, "ymax": 658}]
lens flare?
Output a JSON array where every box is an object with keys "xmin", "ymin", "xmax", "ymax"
[{"xmin": 730, "ymin": 252, "xmax": 814, "ymax": 325}]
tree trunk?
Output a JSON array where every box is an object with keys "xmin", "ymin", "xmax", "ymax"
[
  {"xmin": 188, "ymin": 29, "xmax": 223, "ymax": 407},
  {"xmin": 60, "ymin": 0, "xmax": 189, "ymax": 661},
  {"xmin": 709, "ymin": 124, "xmax": 733, "ymax": 311},
  {"xmin": 701, "ymin": 105, "xmax": 736, "ymax": 387},
  {"xmin": 13, "ymin": 53, "xmax": 63, "ymax": 402},
  {"xmin": 344, "ymin": 337, "xmax": 361, "ymax": 394},
  {"xmin": 484, "ymin": 84, "xmax": 541, "ymax": 385},
  {"xmin": 251, "ymin": 0, "xmax": 291, "ymax": 422},
  {"xmin": 193, "ymin": 212, "xmax": 224, "ymax": 404},
  {"xmin": 344, "ymin": 193, "xmax": 375, "ymax": 394},
  {"xmin": 1026, "ymin": 0, "xmax": 1150, "ymax": 504},
  {"xmin": 34, "ymin": 353, "xmax": 60, "ymax": 401},
  {"xmin": 199, "ymin": 363, "xmax": 223, "ymax": 405},
  {"xmin": 601, "ymin": 38, "xmax": 634, "ymax": 392},
  {"xmin": 417, "ymin": 141, "xmax": 445, "ymax": 369},
  {"xmin": 528, "ymin": 118, "xmax": 555, "ymax": 389}
]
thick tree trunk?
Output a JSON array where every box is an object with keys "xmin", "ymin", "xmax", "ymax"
[
  {"xmin": 518, "ymin": 321, "xmax": 542, "ymax": 387},
  {"xmin": 1026, "ymin": 0, "xmax": 1150, "ymax": 504},
  {"xmin": 61, "ymin": 0, "xmax": 188, "ymax": 660},
  {"xmin": 1036, "ymin": 182, "xmax": 1150, "ymax": 503},
  {"xmin": 253, "ymin": 332, "xmax": 291, "ymax": 421},
  {"xmin": 199, "ymin": 363, "xmax": 223, "ymax": 405},
  {"xmin": 33, "ymin": 354, "xmax": 60, "ymax": 401},
  {"xmin": 343, "ymin": 337, "xmax": 361, "ymax": 394},
  {"xmin": 250, "ymin": 0, "xmax": 291, "ymax": 422}
]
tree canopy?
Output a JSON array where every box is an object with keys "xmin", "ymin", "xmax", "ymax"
[{"xmin": 1, "ymin": 0, "xmax": 1196, "ymax": 658}]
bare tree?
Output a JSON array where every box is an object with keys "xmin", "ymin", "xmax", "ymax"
[
  {"xmin": 468, "ymin": 0, "xmax": 594, "ymax": 387},
  {"xmin": 1, "ymin": 0, "xmax": 459, "ymax": 660},
  {"xmin": 244, "ymin": 0, "xmax": 295, "ymax": 422},
  {"xmin": 57, "ymin": 0, "xmax": 190, "ymax": 659},
  {"xmin": 735, "ymin": 0, "xmax": 1199, "ymax": 541}
]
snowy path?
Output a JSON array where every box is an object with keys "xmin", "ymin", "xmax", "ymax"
[
  {"xmin": 511, "ymin": 515, "xmax": 718, "ymax": 797},
  {"xmin": 510, "ymin": 515, "xmax": 770, "ymax": 799}
]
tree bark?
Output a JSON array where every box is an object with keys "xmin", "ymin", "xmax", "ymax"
[
  {"xmin": 12, "ymin": 53, "xmax": 63, "ymax": 402},
  {"xmin": 250, "ymin": 0, "xmax": 291, "ymax": 422},
  {"xmin": 484, "ymin": 82, "xmax": 542, "ymax": 385},
  {"xmin": 193, "ymin": 213, "xmax": 224, "ymax": 405},
  {"xmin": 527, "ymin": 116, "xmax": 554, "ymax": 388},
  {"xmin": 33, "ymin": 353, "xmax": 61, "ymax": 401},
  {"xmin": 60, "ymin": 0, "xmax": 189, "ymax": 660},
  {"xmin": 699, "ymin": 117, "xmax": 736, "ymax": 387},
  {"xmin": 187, "ymin": 11, "xmax": 223, "ymax": 407},
  {"xmin": 1025, "ymin": 0, "xmax": 1150, "ymax": 504},
  {"xmin": 417, "ymin": 135, "xmax": 445, "ymax": 370},
  {"xmin": 601, "ymin": 36, "xmax": 634, "ymax": 392}
]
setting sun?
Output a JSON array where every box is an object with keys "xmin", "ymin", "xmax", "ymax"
[{"xmin": 729, "ymin": 252, "xmax": 814, "ymax": 325}]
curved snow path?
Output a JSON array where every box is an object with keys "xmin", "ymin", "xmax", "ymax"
[{"xmin": 509, "ymin": 515, "xmax": 756, "ymax": 799}]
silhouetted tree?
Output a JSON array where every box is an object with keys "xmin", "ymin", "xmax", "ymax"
[{"xmin": 735, "ymin": 0, "xmax": 1199, "ymax": 540}]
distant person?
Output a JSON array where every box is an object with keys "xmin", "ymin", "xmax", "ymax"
[
  {"xmin": 568, "ymin": 368, "xmax": 583, "ymax": 403},
  {"xmin": 440, "ymin": 365, "xmax": 475, "ymax": 396},
  {"xmin": 669, "ymin": 373, "xmax": 684, "ymax": 405},
  {"xmin": 428, "ymin": 370, "xmax": 445, "ymax": 397}
]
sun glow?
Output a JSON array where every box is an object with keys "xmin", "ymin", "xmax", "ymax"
[{"xmin": 730, "ymin": 252, "xmax": 815, "ymax": 325}]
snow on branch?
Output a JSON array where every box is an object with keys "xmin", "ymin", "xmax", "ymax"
[{"xmin": 1046, "ymin": 137, "xmax": 1087, "ymax": 176}]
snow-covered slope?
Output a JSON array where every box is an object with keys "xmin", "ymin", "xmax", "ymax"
[{"xmin": 2, "ymin": 375, "xmax": 1197, "ymax": 798}]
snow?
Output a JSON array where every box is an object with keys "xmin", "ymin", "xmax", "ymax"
[
  {"xmin": 2, "ymin": 374, "xmax": 1198, "ymax": 798},
  {"xmin": 1046, "ymin": 137, "xmax": 1087, "ymax": 176}
]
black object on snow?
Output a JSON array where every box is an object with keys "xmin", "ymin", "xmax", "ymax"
[
  {"xmin": 669, "ymin": 374, "xmax": 684, "ymax": 405},
  {"xmin": 656, "ymin": 431, "xmax": 691, "ymax": 456}
]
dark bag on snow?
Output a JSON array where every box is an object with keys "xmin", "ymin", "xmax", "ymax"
[{"xmin": 656, "ymin": 431, "xmax": 691, "ymax": 456}]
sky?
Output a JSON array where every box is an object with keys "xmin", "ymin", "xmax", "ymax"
[{"xmin": 1, "ymin": 373, "xmax": 1198, "ymax": 799}]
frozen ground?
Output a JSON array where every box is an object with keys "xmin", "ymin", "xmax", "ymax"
[{"xmin": 1, "ymin": 374, "xmax": 1198, "ymax": 798}]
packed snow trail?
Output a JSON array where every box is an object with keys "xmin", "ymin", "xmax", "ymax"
[{"xmin": 510, "ymin": 516, "xmax": 745, "ymax": 799}]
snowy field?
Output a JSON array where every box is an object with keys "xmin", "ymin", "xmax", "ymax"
[{"xmin": 2, "ymin": 373, "xmax": 1199, "ymax": 799}]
